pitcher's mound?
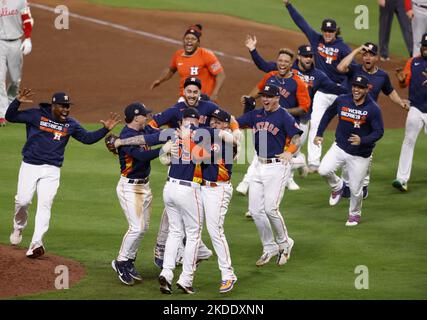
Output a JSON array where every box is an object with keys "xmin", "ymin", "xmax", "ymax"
[{"xmin": 0, "ymin": 244, "xmax": 85, "ymax": 299}]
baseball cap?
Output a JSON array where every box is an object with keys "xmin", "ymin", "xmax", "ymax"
[
  {"xmin": 183, "ymin": 107, "xmax": 200, "ymax": 119},
  {"xmin": 362, "ymin": 42, "xmax": 378, "ymax": 55},
  {"xmin": 211, "ymin": 108, "xmax": 231, "ymax": 123},
  {"xmin": 124, "ymin": 102, "xmax": 152, "ymax": 123},
  {"xmin": 321, "ymin": 19, "xmax": 337, "ymax": 32},
  {"xmin": 351, "ymin": 75, "xmax": 369, "ymax": 88},
  {"xmin": 421, "ymin": 33, "xmax": 427, "ymax": 46},
  {"xmin": 52, "ymin": 92, "xmax": 73, "ymax": 105},
  {"xmin": 298, "ymin": 45, "xmax": 314, "ymax": 56},
  {"xmin": 259, "ymin": 84, "xmax": 280, "ymax": 97},
  {"xmin": 184, "ymin": 24, "xmax": 202, "ymax": 39},
  {"xmin": 184, "ymin": 76, "xmax": 202, "ymax": 90}
]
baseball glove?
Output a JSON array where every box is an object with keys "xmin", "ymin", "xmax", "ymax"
[
  {"xmin": 105, "ymin": 134, "xmax": 119, "ymax": 155},
  {"xmin": 243, "ymin": 96, "xmax": 256, "ymax": 113}
]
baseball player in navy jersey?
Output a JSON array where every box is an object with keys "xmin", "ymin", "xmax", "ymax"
[
  {"xmin": 315, "ymin": 76, "xmax": 384, "ymax": 226},
  {"xmin": 237, "ymin": 84, "xmax": 302, "ymax": 266},
  {"xmin": 0, "ymin": 0, "xmax": 33, "ymax": 126},
  {"xmin": 392, "ymin": 33, "xmax": 427, "ymax": 192},
  {"xmin": 111, "ymin": 102, "xmax": 173, "ymax": 286},
  {"xmin": 6, "ymin": 89, "xmax": 120, "ymax": 257},
  {"xmin": 283, "ymin": 0, "xmax": 353, "ymax": 173},
  {"xmin": 337, "ymin": 42, "xmax": 410, "ymax": 198}
]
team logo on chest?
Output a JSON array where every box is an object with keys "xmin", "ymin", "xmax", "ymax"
[
  {"xmin": 190, "ymin": 67, "xmax": 199, "ymax": 75},
  {"xmin": 340, "ymin": 106, "xmax": 367, "ymax": 128},
  {"xmin": 39, "ymin": 117, "xmax": 68, "ymax": 140}
]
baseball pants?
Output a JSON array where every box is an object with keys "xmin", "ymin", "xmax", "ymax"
[
  {"xmin": 342, "ymin": 155, "xmax": 373, "ymax": 188},
  {"xmin": 0, "ymin": 39, "xmax": 22, "ymax": 118},
  {"xmin": 201, "ymin": 183, "xmax": 237, "ymax": 282},
  {"xmin": 395, "ymin": 106, "xmax": 427, "ymax": 183},
  {"xmin": 116, "ymin": 176, "xmax": 152, "ymax": 261},
  {"xmin": 308, "ymin": 92, "xmax": 338, "ymax": 168},
  {"xmin": 411, "ymin": 3, "xmax": 427, "ymax": 57},
  {"xmin": 249, "ymin": 158, "xmax": 292, "ymax": 254},
  {"xmin": 13, "ymin": 161, "xmax": 60, "ymax": 247},
  {"xmin": 318, "ymin": 143, "xmax": 371, "ymax": 217},
  {"xmin": 160, "ymin": 180, "xmax": 204, "ymax": 287}
]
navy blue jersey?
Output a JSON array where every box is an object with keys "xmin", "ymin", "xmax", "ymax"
[
  {"xmin": 286, "ymin": 4, "xmax": 352, "ymax": 85},
  {"xmin": 5, "ymin": 99, "xmax": 109, "ymax": 167},
  {"xmin": 200, "ymin": 127, "xmax": 234, "ymax": 182},
  {"xmin": 237, "ymin": 107, "xmax": 303, "ymax": 158},
  {"xmin": 118, "ymin": 125, "xmax": 161, "ymax": 179},
  {"xmin": 150, "ymin": 100, "xmax": 219, "ymax": 129},
  {"xmin": 401, "ymin": 56, "xmax": 427, "ymax": 113},
  {"xmin": 317, "ymin": 94, "xmax": 384, "ymax": 158},
  {"xmin": 346, "ymin": 64, "xmax": 394, "ymax": 102}
]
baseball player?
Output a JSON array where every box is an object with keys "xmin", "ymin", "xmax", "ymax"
[
  {"xmin": 6, "ymin": 89, "xmax": 120, "ymax": 257},
  {"xmin": 392, "ymin": 33, "xmax": 427, "ymax": 192},
  {"xmin": 405, "ymin": 0, "xmax": 427, "ymax": 57},
  {"xmin": 151, "ymin": 24, "xmax": 225, "ymax": 102},
  {"xmin": 337, "ymin": 42, "xmax": 410, "ymax": 198},
  {"xmin": 0, "ymin": 0, "xmax": 33, "ymax": 126},
  {"xmin": 315, "ymin": 75, "xmax": 384, "ymax": 226},
  {"xmin": 159, "ymin": 107, "xmax": 212, "ymax": 295},
  {"xmin": 283, "ymin": 0, "xmax": 353, "ymax": 173},
  {"xmin": 236, "ymin": 84, "xmax": 302, "ymax": 267},
  {"xmin": 111, "ymin": 102, "xmax": 173, "ymax": 286}
]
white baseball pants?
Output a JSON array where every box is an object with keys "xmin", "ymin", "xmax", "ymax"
[
  {"xmin": 116, "ymin": 176, "xmax": 152, "ymax": 261},
  {"xmin": 160, "ymin": 180, "xmax": 204, "ymax": 287},
  {"xmin": 412, "ymin": 4, "xmax": 427, "ymax": 57},
  {"xmin": 396, "ymin": 107, "xmax": 427, "ymax": 183},
  {"xmin": 0, "ymin": 39, "xmax": 22, "ymax": 118},
  {"xmin": 201, "ymin": 183, "xmax": 237, "ymax": 281},
  {"xmin": 13, "ymin": 161, "xmax": 60, "ymax": 247},
  {"xmin": 342, "ymin": 155, "xmax": 373, "ymax": 187},
  {"xmin": 319, "ymin": 143, "xmax": 371, "ymax": 216},
  {"xmin": 249, "ymin": 159, "xmax": 292, "ymax": 254},
  {"xmin": 308, "ymin": 92, "xmax": 338, "ymax": 168}
]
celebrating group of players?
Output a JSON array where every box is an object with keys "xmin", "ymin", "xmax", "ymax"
[{"xmin": 2, "ymin": 0, "xmax": 426, "ymax": 295}]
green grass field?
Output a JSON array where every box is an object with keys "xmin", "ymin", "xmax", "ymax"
[
  {"xmin": 0, "ymin": 124, "xmax": 426, "ymax": 299},
  {"xmin": 88, "ymin": 0, "xmax": 410, "ymax": 57}
]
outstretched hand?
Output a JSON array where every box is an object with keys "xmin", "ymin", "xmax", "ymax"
[
  {"xmin": 245, "ymin": 35, "xmax": 257, "ymax": 51},
  {"xmin": 100, "ymin": 112, "xmax": 121, "ymax": 130},
  {"xmin": 17, "ymin": 88, "xmax": 35, "ymax": 103}
]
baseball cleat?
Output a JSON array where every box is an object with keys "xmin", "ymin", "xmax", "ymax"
[
  {"xmin": 392, "ymin": 180, "xmax": 407, "ymax": 192},
  {"xmin": 10, "ymin": 229, "xmax": 22, "ymax": 245},
  {"xmin": 154, "ymin": 243, "xmax": 165, "ymax": 269},
  {"xmin": 220, "ymin": 279, "xmax": 237, "ymax": 294},
  {"xmin": 26, "ymin": 243, "xmax": 45, "ymax": 259},
  {"xmin": 159, "ymin": 275, "xmax": 172, "ymax": 294},
  {"xmin": 329, "ymin": 184, "xmax": 345, "ymax": 206},
  {"xmin": 277, "ymin": 238, "xmax": 294, "ymax": 266},
  {"xmin": 255, "ymin": 250, "xmax": 277, "ymax": 267},
  {"xmin": 236, "ymin": 181, "xmax": 249, "ymax": 196},
  {"xmin": 363, "ymin": 186, "xmax": 368, "ymax": 199},
  {"xmin": 176, "ymin": 281, "xmax": 195, "ymax": 294},
  {"xmin": 111, "ymin": 260, "xmax": 134, "ymax": 286},
  {"xmin": 307, "ymin": 165, "xmax": 319, "ymax": 174},
  {"xmin": 298, "ymin": 165, "xmax": 309, "ymax": 178},
  {"xmin": 126, "ymin": 260, "xmax": 142, "ymax": 281},
  {"xmin": 286, "ymin": 178, "xmax": 300, "ymax": 191},
  {"xmin": 345, "ymin": 214, "xmax": 361, "ymax": 227},
  {"xmin": 245, "ymin": 211, "xmax": 253, "ymax": 219}
]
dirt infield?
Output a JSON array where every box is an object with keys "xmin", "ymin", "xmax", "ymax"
[
  {"xmin": 23, "ymin": 0, "xmax": 408, "ymax": 127},
  {"xmin": 0, "ymin": 245, "xmax": 85, "ymax": 298}
]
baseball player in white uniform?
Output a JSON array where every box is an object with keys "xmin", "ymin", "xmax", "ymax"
[
  {"xmin": 0, "ymin": 0, "xmax": 33, "ymax": 126},
  {"xmin": 405, "ymin": 0, "xmax": 427, "ymax": 57}
]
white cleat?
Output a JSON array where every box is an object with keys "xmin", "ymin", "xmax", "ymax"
[
  {"xmin": 329, "ymin": 186, "xmax": 344, "ymax": 206},
  {"xmin": 286, "ymin": 178, "xmax": 300, "ymax": 191},
  {"xmin": 245, "ymin": 211, "xmax": 253, "ymax": 219},
  {"xmin": 236, "ymin": 181, "xmax": 249, "ymax": 196},
  {"xmin": 10, "ymin": 229, "xmax": 22, "ymax": 245},
  {"xmin": 277, "ymin": 238, "xmax": 294, "ymax": 266},
  {"xmin": 256, "ymin": 250, "xmax": 278, "ymax": 267}
]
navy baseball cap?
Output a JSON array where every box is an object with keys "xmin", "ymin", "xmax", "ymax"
[
  {"xmin": 52, "ymin": 92, "xmax": 72, "ymax": 105},
  {"xmin": 183, "ymin": 107, "xmax": 200, "ymax": 119},
  {"xmin": 298, "ymin": 45, "xmax": 314, "ymax": 56},
  {"xmin": 421, "ymin": 33, "xmax": 427, "ymax": 46},
  {"xmin": 211, "ymin": 108, "xmax": 231, "ymax": 123},
  {"xmin": 321, "ymin": 19, "xmax": 337, "ymax": 32},
  {"xmin": 259, "ymin": 84, "xmax": 280, "ymax": 97},
  {"xmin": 124, "ymin": 102, "xmax": 152, "ymax": 123},
  {"xmin": 352, "ymin": 75, "xmax": 369, "ymax": 88},
  {"xmin": 362, "ymin": 42, "xmax": 378, "ymax": 55},
  {"xmin": 184, "ymin": 76, "xmax": 202, "ymax": 90}
]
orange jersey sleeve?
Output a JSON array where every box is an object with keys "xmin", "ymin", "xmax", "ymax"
[
  {"xmin": 257, "ymin": 71, "xmax": 277, "ymax": 91},
  {"xmin": 400, "ymin": 57, "xmax": 413, "ymax": 88},
  {"xmin": 202, "ymin": 48, "xmax": 223, "ymax": 76},
  {"xmin": 294, "ymin": 75, "xmax": 311, "ymax": 112}
]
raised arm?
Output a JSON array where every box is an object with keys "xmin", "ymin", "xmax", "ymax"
[
  {"xmin": 245, "ymin": 35, "xmax": 277, "ymax": 72},
  {"xmin": 337, "ymin": 45, "xmax": 367, "ymax": 73},
  {"xmin": 283, "ymin": 0, "xmax": 320, "ymax": 45}
]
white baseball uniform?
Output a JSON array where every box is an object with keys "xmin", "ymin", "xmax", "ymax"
[{"xmin": 410, "ymin": 1, "xmax": 427, "ymax": 56}]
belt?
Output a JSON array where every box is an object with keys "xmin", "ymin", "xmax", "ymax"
[
  {"xmin": 258, "ymin": 157, "xmax": 282, "ymax": 164},
  {"xmin": 1, "ymin": 38, "xmax": 20, "ymax": 42},
  {"xmin": 127, "ymin": 177, "xmax": 149, "ymax": 184},
  {"xmin": 201, "ymin": 179, "xmax": 230, "ymax": 187},
  {"xmin": 414, "ymin": 2, "xmax": 427, "ymax": 9},
  {"xmin": 167, "ymin": 177, "xmax": 200, "ymax": 188}
]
